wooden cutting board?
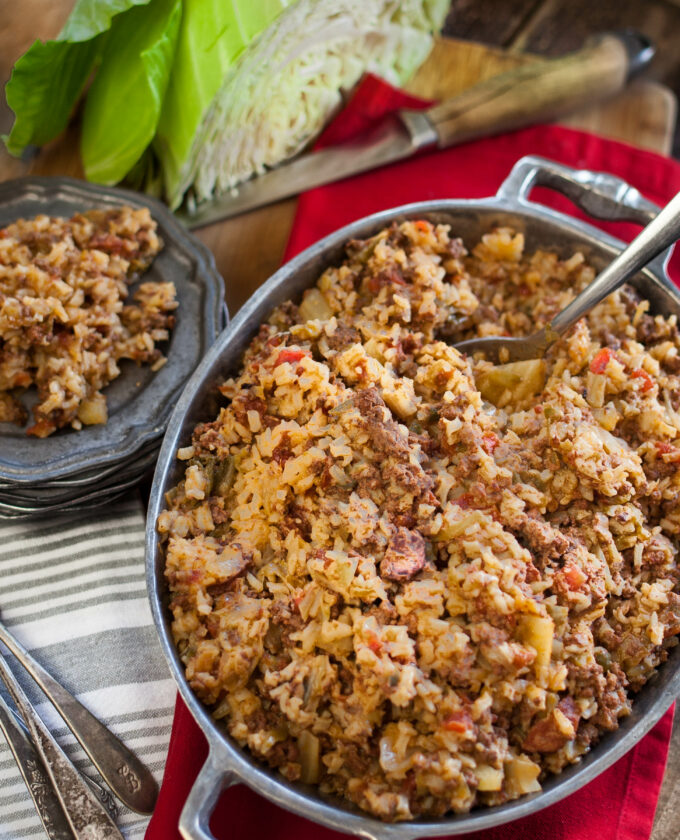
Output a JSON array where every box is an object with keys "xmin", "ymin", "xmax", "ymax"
[{"xmin": 0, "ymin": 36, "xmax": 676, "ymax": 314}]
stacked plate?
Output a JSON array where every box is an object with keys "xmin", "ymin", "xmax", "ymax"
[{"xmin": 0, "ymin": 177, "xmax": 226, "ymax": 517}]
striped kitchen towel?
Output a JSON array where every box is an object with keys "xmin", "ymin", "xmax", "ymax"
[{"xmin": 0, "ymin": 497, "xmax": 175, "ymax": 839}]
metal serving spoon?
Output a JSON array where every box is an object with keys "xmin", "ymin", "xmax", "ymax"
[
  {"xmin": 0, "ymin": 617, "xmax": 158, "ymax": 814},
  {"xmin": 454, "ymin": 190, "xmax": 680, "ymax": 362}
]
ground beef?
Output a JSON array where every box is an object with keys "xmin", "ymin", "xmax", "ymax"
[
  {"xmin": 518, "ymin": 515, "xmax": 570, "ymax": 562},
  {"xmin": 325, "ymin": 324, "xmax": 361, "ymax": 351},
  {"xmin": 353, "ymin": 387, "xmax": 411, "ymax": 459},
  {"xmin": 380, "ymin": 528, "xmax": 426, "ymax": 581}
]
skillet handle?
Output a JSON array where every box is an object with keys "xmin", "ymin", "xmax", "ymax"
[
  {"xmin": 179, "ymin": 749, "xmax": 239, "ymax": 840},
  {"xmin": 496, "ymin": 155, "xmax": 660, "ymax": 226}
]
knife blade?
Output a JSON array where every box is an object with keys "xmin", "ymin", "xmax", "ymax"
[{"xmin": 177, "ymin": 30, "xmax": 654, "ymax": 230}]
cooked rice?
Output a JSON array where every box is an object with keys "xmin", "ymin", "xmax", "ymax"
[
  {"xmin": 0, "ymin": 207, "xmax": 176, "ymax": 436},
  {"xmin": 159, "ymin": 221, "xmax": 680, "ymax": 820}
]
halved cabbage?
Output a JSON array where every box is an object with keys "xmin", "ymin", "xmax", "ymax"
[
  {"xmin": 157, "ymin": 0, "xmax": 449, "ymax": 208},
  {"xmin": 5, "ymin": 0, "xmax": 447, "ymax": 209}
]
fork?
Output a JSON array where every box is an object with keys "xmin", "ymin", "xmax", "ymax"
[
  {"xmin": 0, "ymin": 650, "xmax": 124, "ymax": 839},
  {"xmin": 454, "ymin": 189, "xmax": 680, "ymax": 362},
  {"xmin": 7, "ymin": 702, "xmax": 120, "ymax": 819},
  {"xmin": 0, "ymin": 689, "xmax": 74, "ymax": 840},
  {"xmin": 0, "ymin": 617, "xmax": 158, "ymax": 814}
]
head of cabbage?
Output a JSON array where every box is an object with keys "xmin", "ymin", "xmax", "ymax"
[{"xmin": 5, "ymin": 0, "xmax": 448, "ymax": 210}]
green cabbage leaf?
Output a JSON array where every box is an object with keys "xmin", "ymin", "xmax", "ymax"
[
  {"xmin": 81, "ymin": 0, "xmax": 182, "ymax": 183},
  {"xmin": 4, "ymin": 0, "xmax": 153, "ymax": 156}
]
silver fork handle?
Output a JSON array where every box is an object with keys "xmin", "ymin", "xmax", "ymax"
[
  {"xmin": 0, "ymin": 692, "xmax": 75, "ymax": 840},
  {"xmin": 0, "ymin": 653, "xmax": 124, "ymax": 840},
  {"xmin": 0, "ymin": 619, "xmax": 157, "ymax": 814},
  {"xmin": 550, "ymin": 190, "xmax": 680, "ymax": 338}
]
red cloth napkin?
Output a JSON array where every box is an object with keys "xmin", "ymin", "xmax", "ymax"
[{"xmin": 146, "ymin": 76, "xmax": 680, "ymax": 840}]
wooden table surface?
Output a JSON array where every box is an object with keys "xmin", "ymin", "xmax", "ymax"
[{"xmin": 0, "ymin": 2, "xmax": 679, "ymax": 838}]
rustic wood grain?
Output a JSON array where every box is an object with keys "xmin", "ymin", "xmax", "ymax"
[
  {"xmin": 508, "ymin": 0, "xmax": 680, "ymax": 93},
  {"xmin": 407, "ymin": 39, "xmax": 676, "ymax": 155},
  {"xmin": 194, "ymin": 198, "xmax": 299, "ymax": 316},
  {"xmin": 558, "ymin": 80, "xmax": 677, "ymax": 154},
  {"xmin": 0, "ymin": 0, "xmax": 74, "ymax": 135},
  {"xmin": 440, "ymin": 0, "xmax": 542, "ymax": 46}
]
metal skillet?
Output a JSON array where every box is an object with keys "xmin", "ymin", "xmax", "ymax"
[{"xmin": 146, "ymin": 155, "xmax": 680, "ymax": 840}]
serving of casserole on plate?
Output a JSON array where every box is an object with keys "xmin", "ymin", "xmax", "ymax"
[
  {"xmin": 0, "ymin": 205, "xmax": 176, "ymax": 438},
  {"xmin": 0, "ymin": 176, "xmax": 225, "ymax": 515}
]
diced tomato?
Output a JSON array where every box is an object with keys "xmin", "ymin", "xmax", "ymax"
[
  {"xmin": 454, "ymin": 492, "xmax": 473, "ymax": 510},
  {"xmin": 442, "ymin": 710, "xmax": 472, "ymax": 733},
  {"xmin": 367, "ymin": 268, "xmax": 407, "ymax": 295},
  {"xmin": 655, "ymin": 441, "xmax": 680, "ymax": 461},
  {"xmin": 414, "ymin": 220, "xmax": 431, "ymax": 232},
  {"xmin": 275, "ymin": 348, "xmax": 309, "ymax": 366},
  {"xmin": 562, "ymin": 562, "xmax": 587, "ymax": 590},
  {"xmin": 589, "ymin": 347, "xmax": 614, "ymax": 374},
  {"xmin": 367, "ymin": 633, "xmax": 383, "ymax": 654},
  {"xmin": 482, "ymin": 433, "xmax": 500, "ymax": 454},
  {"xmin": 631, "ymin": 368, "xmax": 655, "ymax": 392}
]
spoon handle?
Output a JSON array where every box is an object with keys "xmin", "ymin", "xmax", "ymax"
[
  {"xmin": 0, "ymin": 691, "xmax": 75, "ymax": 840},
  {"xmin": 0, "ymin": 652, "xmax": 124, "ymax": 839},
  {"xmin": 550, "ymin": 190, "xmax": 680, "ymax": 338},
  {"xmin": 0, "ymin": 620, "xmax": 157, "ymax": 814}
]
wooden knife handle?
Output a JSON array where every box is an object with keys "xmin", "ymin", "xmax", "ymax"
[{"xmin": 426, "ymin": 34, "xmax": 631, "ymax": 148}]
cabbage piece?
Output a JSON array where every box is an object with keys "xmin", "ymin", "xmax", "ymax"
[
  {"xmin": 154, "ymin": 0, "xmax": 290, "ymax": 209},
  {"xmin": 156, "ymin": 0, "xmax": 449, "ymax": 208},
  {"xmin": 4, "ymin": 0, "xmax": 153, "ymax": 156},
  {"xmin": 81, "ymin": 0, "xmax": 182, "ymax": 183}
]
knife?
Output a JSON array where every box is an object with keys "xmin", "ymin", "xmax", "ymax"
[{"xmin": 178, "ymin": 30, "xmax": 654, "ymax": 230}]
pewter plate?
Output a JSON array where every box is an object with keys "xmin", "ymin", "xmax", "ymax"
[
  {"xmin": 0, "ymin": 448, "xmax": 158, "ymax": 505},
  {"xmin": 0, "ymin": 437, "xmax": 161, "ymax": 492},
  {"xmin": 0, "ymin": 177, "xmax": 226, "ymax": 484}
]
